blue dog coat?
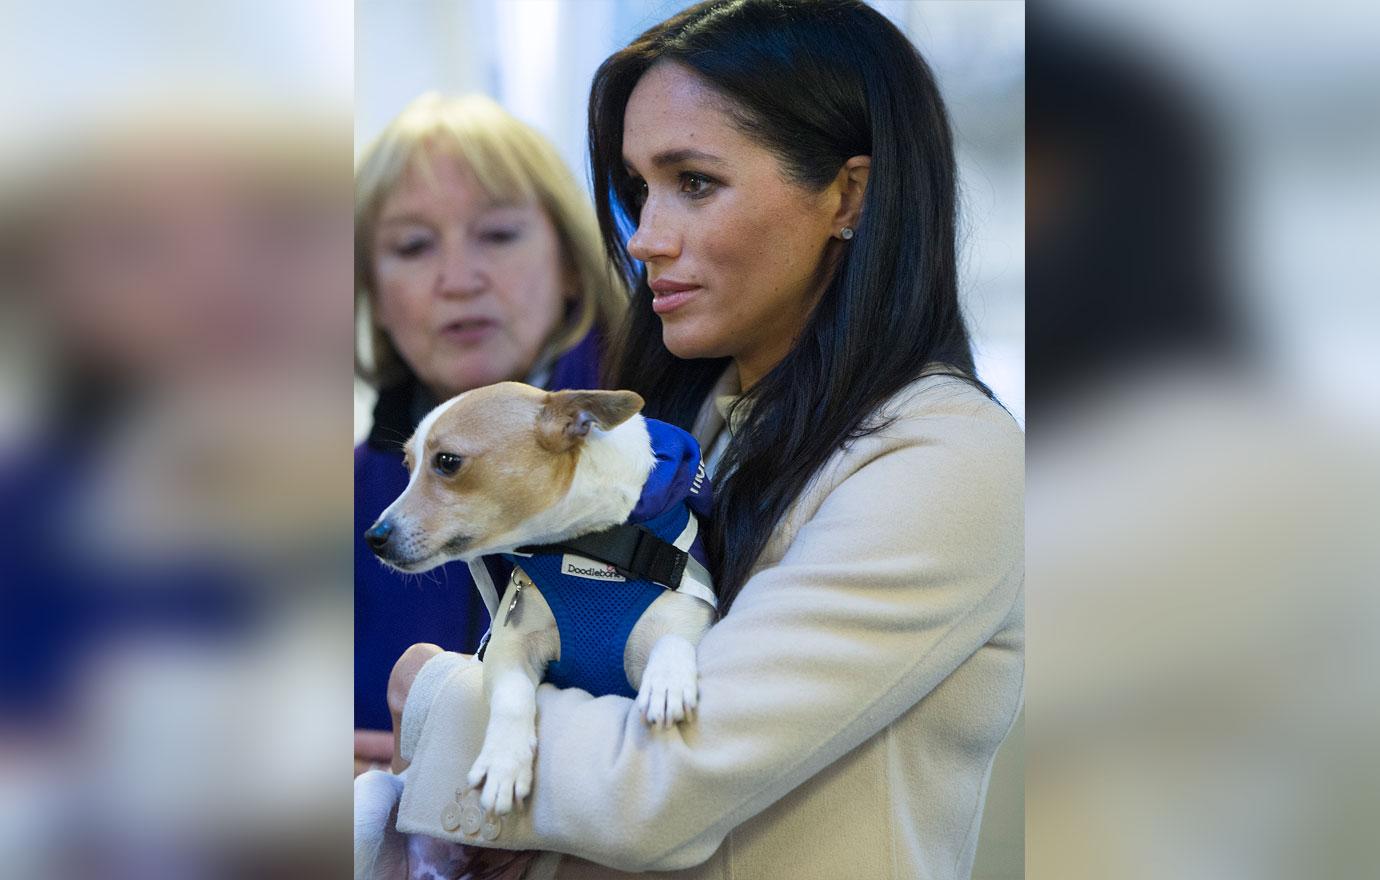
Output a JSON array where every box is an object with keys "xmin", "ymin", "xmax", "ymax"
[{"xmin": 472, "ymin": 419, "xmax": 715, "ymax": 698}]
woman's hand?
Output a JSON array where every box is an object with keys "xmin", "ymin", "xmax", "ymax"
[
  {"xmin": 354, "ymin": 729, "xmax": 394, "ymax": 777},
  {"xmin": 356, "ymin": 643, "xmax": 455, "ymax": 777}
]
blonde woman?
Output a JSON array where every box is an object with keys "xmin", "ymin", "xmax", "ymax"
[{"xmin": 354, "ymin": 93, "xmax": 625, "ymax": 773}]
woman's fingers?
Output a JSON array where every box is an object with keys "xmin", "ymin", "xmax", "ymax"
[{"xmin": 355, "ymin": 729, "xmax": 395, "ymax": 776}]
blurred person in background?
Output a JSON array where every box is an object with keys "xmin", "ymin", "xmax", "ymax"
[
  {"xmin": 360, "ymin": 2, "xmax": 1023, "ymax": 878},
  {"xmin": 353, "ymin": 93, "xmax": 626, "ymax": 774},
  {"xmin": 1026, "ymin": 17, "xmax": 1244, "ymax": 423},
  {"xmin": 0, "ymin": 111, "xmax": 354, "ymax": 876},
  {"xmin": 1026, "ymin": 12, "xmax": 1380, "ymax": 880},
  {"xmin": 1, "ymin": 116, "xmax": 351, "ymax": 732}
]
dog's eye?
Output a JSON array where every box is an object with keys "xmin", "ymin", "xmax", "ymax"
[{"xmin": 433, "ymin": 452, "xmax": 464, "ymax": 476}]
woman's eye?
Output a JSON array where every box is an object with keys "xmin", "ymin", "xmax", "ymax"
[
  {"xmin": 628, "ymin": 178, "xmax": 648, "ymax": 208},
  {"xmin": 679, "ymin": 172, "xmax": 716, "ymax": 198},
  {"xmin": 432, "ymin": 452, "xmax": 463, "ymax": 476},
  {"xmin": 393, "ymin": 237, "xmax": 433, "ymax": 258},
  {"xmin": 477, "ymin": 227, "xmax": 520, "ymax": 245}
]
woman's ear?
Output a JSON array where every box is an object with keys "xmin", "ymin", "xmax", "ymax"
[{"xmin": 831, "ymin": 155, "xmax": 871, "ymax": 237}]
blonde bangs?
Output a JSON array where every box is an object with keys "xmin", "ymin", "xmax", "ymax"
[{"xmin": 355, "ymin": 92, "xmax": 627, "ymax": 388}]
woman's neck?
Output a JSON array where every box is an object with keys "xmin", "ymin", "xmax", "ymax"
[{"xmin": 735, "ymin": 346, "xmax": 786, "ymax": 392}]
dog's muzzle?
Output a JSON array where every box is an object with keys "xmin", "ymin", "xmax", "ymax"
[
  {"xmin": 365, "ymin": 519, "xmax": 395, "ymax": 557},
  {"xmin": 366, "ymin": 518, "xmax": 471, "ymax": 571}
]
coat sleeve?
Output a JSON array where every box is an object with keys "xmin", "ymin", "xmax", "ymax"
[{"xmin": 396, "ymin": 392, "xmax": 1024, "ymax": 872}]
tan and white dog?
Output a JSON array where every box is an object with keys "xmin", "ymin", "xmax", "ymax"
[{"xmin": 365, "ymin": 382, "xmax": 715, "ymax": 820}]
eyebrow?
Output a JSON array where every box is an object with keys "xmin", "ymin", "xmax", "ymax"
[
  {"xmin": 377, "ymin": 202, "xmax": 527, "ymax": 229},
  {"xmin": 624, "ymin": 148, "xmax": 727, "ymax": 172},
  {"xmin": 377, "ymin": 212, "xmax": 433, "ymax": 228}
]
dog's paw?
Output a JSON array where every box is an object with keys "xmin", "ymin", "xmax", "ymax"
[
  {"xmin": 636, "ymin": 635, "xmax": 699, "ymax": 729},
  {"xmin": 466, "ymin": 735, "xmax": 537, "ymax": 815}
]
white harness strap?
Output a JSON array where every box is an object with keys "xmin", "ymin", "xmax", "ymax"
[
  {"xmin": 467, "ymin": 560, "xmax": 502, "ymax": 622},
  {"xmin": 467, "ymin": 559, "xmax": 506, "ymax": 660},
  {"xmin": 670, "ymin": 514, "xmax": 718, "ymax": 610}
]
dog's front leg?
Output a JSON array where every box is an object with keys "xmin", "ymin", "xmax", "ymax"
[
  {"xmin": 468, "ymin": 659, "xmax": 538, "ymax": 816},
  {"xmin": 468, "ymin": 572, "xmax": 558, "ymax": 816},
  {"xmin": 628, "ymin": 591, "xmax": 714, "ymax": 729}
]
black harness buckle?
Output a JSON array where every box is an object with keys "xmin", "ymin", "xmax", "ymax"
[{"xmin": 516, "ymin": 523, "xmax": 688, "ymax": 590}]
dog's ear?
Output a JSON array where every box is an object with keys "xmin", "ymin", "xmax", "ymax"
[{"xmin": 537, "ymin": 390, "xmax": 644, "ymax": 452}]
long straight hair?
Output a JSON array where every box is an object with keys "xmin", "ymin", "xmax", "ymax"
[{"xmin": 590, "ymin": 0, "xmax": 993, "ymax": 614}]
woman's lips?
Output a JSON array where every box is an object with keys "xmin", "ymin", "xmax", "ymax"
[
  {"xmin": 650, "ymin": 285, "xmax": 700, "ymax": 315},
  {"xmin": 439, "ymin": 318, "xmax": 498, "ymax": 345}
]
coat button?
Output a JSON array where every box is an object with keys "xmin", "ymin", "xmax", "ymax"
[
  {"xmin": 441, "ymin": 802, "xmax": 463, "ymax": 832},
  {"xmin": 459, "ymin": 803, "xmax": 484, "ymax": 836},
  {"xmin": 480, "ymin": 814, "xmax": 502, "ymax": 841}
]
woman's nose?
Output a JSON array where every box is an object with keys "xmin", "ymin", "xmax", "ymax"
[
  {"xmin": 626, "ymin": 202, "xmax": 680, "ymax": 264},
  {"xmin": 437, "ymin": 240, "xmax": 486, "ymax": 298}
]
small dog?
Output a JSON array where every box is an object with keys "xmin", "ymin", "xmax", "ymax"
[{"xmin": 366, "ymin": 381, "xmax": 716, "ymax": 825}]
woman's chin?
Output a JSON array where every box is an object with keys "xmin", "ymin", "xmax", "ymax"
[
  {"xmin": 661, "ymin": 326, "xmax": 728, "ymax": 362},
  {"xmin": 428, "ymin": 364, "xmax": 515, "ymax": 399}
]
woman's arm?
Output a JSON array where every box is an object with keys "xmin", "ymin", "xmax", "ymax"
[{"xmin": 397, "ymin": 392, "xmax": 1024, "ymax": 872}]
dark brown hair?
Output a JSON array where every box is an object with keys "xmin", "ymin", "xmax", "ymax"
[{"xmin": 591, "ymin": 0, "xmax": 994, "ymax": 613}]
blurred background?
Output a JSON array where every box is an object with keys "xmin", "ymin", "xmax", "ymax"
[
  {"xmin": 1026, "ymin": 2, "xmax": 1380, "ymax": 879},
  {"xmin": 0, "ymin": 1, "xmax": 354, "ymax": 877}
]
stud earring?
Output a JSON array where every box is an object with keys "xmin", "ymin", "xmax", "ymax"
[{"xmin": 840, "ymin": 226, "xmax": 854, "ymax": 240}]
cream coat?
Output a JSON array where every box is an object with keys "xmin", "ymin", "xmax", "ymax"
[{"xmin": 394, "ymin": 372, "xmax": 1025, "ymax": 879}]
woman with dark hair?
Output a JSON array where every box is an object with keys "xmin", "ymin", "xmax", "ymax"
[{"xmin": 371, "ymin": 3, "xmax": 1022, "ymax": 877}]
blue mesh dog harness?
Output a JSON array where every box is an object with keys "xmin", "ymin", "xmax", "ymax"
[{"xmin": 485, "ymin": 420, "xmax": 715, "ymax": 698}]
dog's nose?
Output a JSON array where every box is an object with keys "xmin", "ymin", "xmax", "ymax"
[{"xmin": 365, "ymin": 520, "xmax": 394, "ymax": 554}]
